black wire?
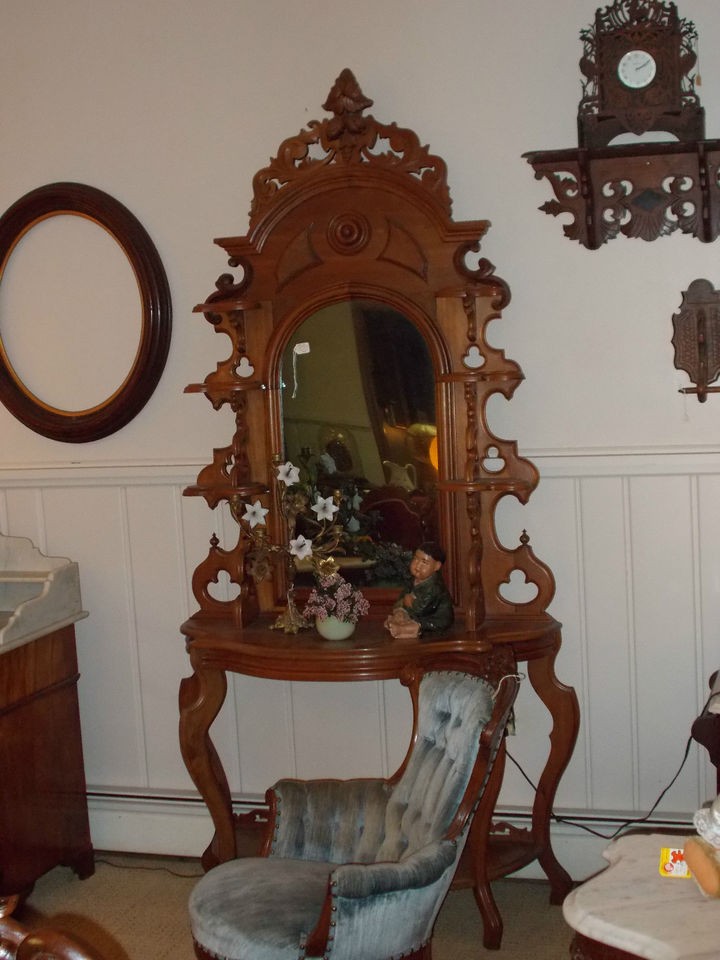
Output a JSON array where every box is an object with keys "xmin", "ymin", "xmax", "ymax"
[
  {"xmin": 95, "ymin": 856, "xmax": 203, "ymax": 878},
  {"xmin": 506, "ymin": 687, "xmax": 715, "ymax": 841}
]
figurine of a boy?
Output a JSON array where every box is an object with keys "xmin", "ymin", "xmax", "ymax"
[{"xmin": 384, "ymin": 542, "xmax": 454, "ymax": 639}]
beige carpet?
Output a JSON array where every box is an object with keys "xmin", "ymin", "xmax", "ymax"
[{"xmin": 14, "ymin": 854, "xmax": 574, "ymax": 960}]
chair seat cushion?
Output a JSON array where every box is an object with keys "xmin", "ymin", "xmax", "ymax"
[{"xmin": 189, "ymin": 857, "xmax": 336, "ymax": 960}]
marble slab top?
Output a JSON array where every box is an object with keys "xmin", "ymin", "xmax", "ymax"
[
  {"xmin": 563, "ymin": 833, "xmax": 719, "ymax": 960},
  {"xmin": 0, "ymin": 533, "xmax": 87, "ymax": 652}
]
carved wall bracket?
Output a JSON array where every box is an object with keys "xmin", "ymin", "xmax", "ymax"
[
  {"xmin": 524, "ymin": 139, "xmax": 720, "ymax": 249},
  {"xmin": 672, "ymin": 278, "xmax": 720, "ymax": 401}
]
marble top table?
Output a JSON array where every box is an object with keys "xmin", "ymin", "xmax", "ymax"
[{"xmin": 563, "ymin": 833, "xmax": 719, "ymax": 960}]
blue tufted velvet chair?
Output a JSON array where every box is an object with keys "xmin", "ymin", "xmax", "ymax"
[{"xmin": 189, "ymin": 652, "xmax": 520, "ymax": 960}]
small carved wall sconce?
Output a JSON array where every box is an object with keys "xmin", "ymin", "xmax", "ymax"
[{"xmin": 672, "ymin": 278, "xmax": 720, "ymax": 402}]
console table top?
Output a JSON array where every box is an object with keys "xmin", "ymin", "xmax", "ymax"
[{"xmin": 180, "ymin": 613, "xmax": 562, "ymax": 681}]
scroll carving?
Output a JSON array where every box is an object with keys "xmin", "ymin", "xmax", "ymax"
[{"xmin": 250, "ymin": 68, "xmax": 452, "ymax": 225}]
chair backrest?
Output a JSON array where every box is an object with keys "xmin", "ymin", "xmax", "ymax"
[
  {"xmin": 265, "ymin": 650, "xmax": 519, "ymax": 866},
  {"xmin": 375, "ymin": 656, "xmax": 515, "ymax": 862}
]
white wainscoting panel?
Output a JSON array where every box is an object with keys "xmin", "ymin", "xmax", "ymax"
[{"xmin": 1, "ymin": 452, "xmax": 717, "ymax": 881}]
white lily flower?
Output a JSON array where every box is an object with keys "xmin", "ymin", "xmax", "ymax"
[
  {"xmin": 311, "ymin": 495, "xmax": 339, "ymax": 521},
  {"xmin": 288, "ymin": 535, "xmax": 313, "ymax": 560},
  {"xmin": 242, "ymin": 500, "xmax": 269, "ymax": 528},
  {"xmin": 276, "ymin": 461, "xmax": 301, "ymax": 486}
]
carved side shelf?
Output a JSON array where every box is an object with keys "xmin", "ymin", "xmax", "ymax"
[{"xmin": 524, "ymin": 140, "xmax": 720, "ymax": 249}]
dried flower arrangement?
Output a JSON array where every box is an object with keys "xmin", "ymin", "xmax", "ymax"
[
  {"xmin": 303, "ymin": 557, "xmax": 370, "ymax": 625},
  {"xmin": 231, "ymin": 460, "xmax": 369, "ymax": 632}
]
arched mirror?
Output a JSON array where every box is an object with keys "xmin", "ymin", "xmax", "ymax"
[
  {"xmin": 0, "ymin": 182, "xmax": 172, "ymax": 442},
  {"xmin": 281, "ymin": 300, "xmax": 437, "ymax": 586}
]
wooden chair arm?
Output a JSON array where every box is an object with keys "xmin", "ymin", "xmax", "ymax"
[{"xmin": 0, "ymin": 917, "xmax": 101, "ymax": 960}]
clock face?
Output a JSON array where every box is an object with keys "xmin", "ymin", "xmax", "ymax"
[{"xmin": 617, "ymin": 49, "xmax": 657, "ymax": 89}]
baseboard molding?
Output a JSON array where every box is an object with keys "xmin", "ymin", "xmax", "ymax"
[
  {"xmin": 88, "ymin": 794, "xmax": 219, "ymax": 857},
  {"xmin": 87, "ymin": 794, "xmax": 694, "ymax": 885}
]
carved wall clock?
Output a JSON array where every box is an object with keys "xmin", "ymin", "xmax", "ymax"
[
  {"xmin": 523, "ymin": 0, "xmax": 720, "ymax": 248},
  {"xmin": 578, "ymin": 0, "xmax": 704, "ymax": 148}
]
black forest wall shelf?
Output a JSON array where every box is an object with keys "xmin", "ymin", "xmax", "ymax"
[{"xmin": 523, "ymin": 0, "xmax": 720, "ymax": 249}]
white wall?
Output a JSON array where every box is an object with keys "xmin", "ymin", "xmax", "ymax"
[{"xmin": 1, "ymin": 0, "xmax": 719, "ymax": 883}]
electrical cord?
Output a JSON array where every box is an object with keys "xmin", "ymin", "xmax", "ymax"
[
  {"xmin": 506, "ymin": 734, "xmax": 693, "ymax": 840},
  {"xmin": 95, "ymin": 856, "xmax": 203, "ymax": 878},
  {"xmin": 505, "ymin": 686, "xmax": 715, "ymax": 841}
]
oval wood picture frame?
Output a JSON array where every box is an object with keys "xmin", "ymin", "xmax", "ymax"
[{"xmin": 0, "ymin": 182, "xmax": 172, "ymax": 442}]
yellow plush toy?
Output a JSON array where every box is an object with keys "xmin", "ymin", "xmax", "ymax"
[{"xmin": 684, "ymin": 794, "xmax": 720, "ymax": 897}]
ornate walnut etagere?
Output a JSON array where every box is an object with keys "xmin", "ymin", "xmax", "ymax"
[{"xmin": 179, "ymin": 69, "xmax": 579, "ymax": 950}]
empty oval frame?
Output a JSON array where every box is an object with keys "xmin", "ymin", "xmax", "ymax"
[{"xmin": 0, "ymin": 182, "xmax": 172, "ymax": 442}]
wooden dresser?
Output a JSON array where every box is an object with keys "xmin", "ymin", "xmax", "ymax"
[
  {"xmin": 0, "ymin": 623, "xmax": 94, "ymax": 898},
  {"xmin": 0, "ymin": 534, "xmax": 93, "ymax": 901}
]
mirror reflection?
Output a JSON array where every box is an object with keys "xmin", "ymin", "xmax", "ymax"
[{"xmin": 282, "ymin": 300, "xmax": 438, "ymax": 586}]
